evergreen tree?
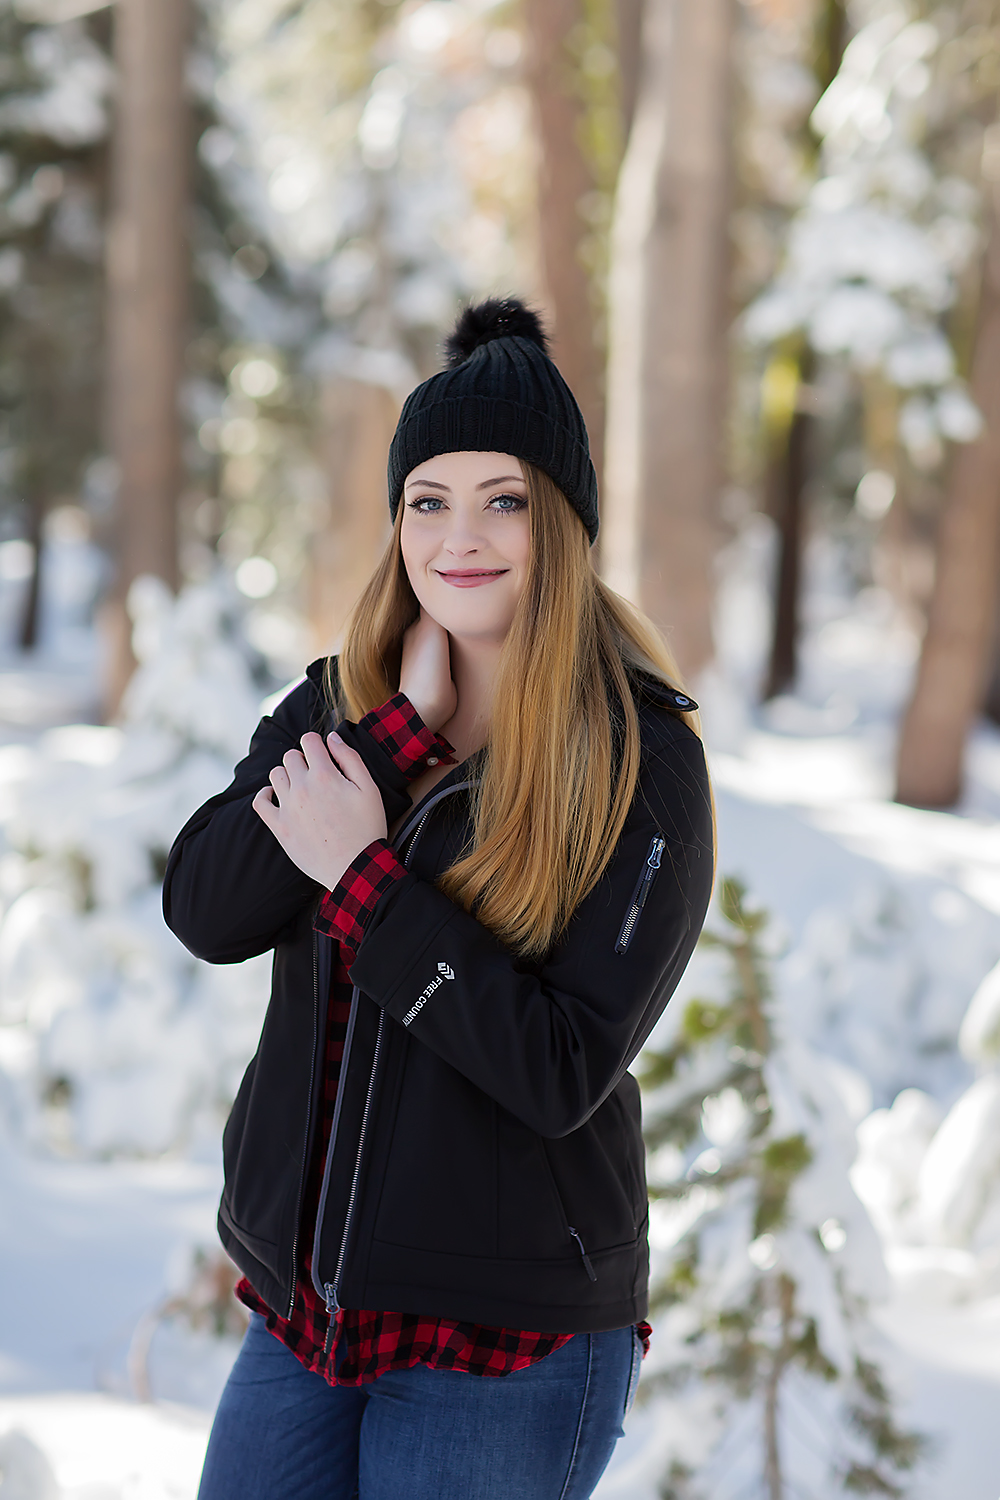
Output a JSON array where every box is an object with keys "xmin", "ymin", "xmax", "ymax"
[
  {"xmin": 642, "ymin": 879, "xmax": 924, "ymax": 1500},
  {"xmin": 0, "ymin": 574, "xmax": 271, "ymax": 1157},
  {"xmin": 0, "ymin": 5, "xmax": 113, "ymax": 647}
]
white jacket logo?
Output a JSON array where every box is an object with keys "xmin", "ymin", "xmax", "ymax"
[{"xmin": 401, "ymin": 961, "xmax": 455, "ymax": 1026}]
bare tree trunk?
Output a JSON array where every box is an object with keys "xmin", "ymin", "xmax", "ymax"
[
  {"xmin": 602, "ymin": 0, "xmax": 732, "ymax": 679},
  {"xmin": 523, "ymin": 0, "xmax": 606, "ymax": 489},
  {"xmin": 762, "ymin": 1273, "xmax": 794, "ymax": 1500},
  {"xmin": 308, "ymin": 378, "xmax": 399, "ymax": 654},
  {"xmin": 614, "ymin": 0, "xmax": 645, "ymax": 143},
  {"xmin": 17, "ymin": 488, "xmax": 44, "ymax": 652},
  {"xmin": 896, "ymin": 185, "xmax": 1000, "ymax": 808},
  {"xmin": 103, "ymin": 0, "xmax": 189, "ymax": 711},
  {"xmin": 764, "ymin": 356, "xmax": 813, "ymax": 700}
]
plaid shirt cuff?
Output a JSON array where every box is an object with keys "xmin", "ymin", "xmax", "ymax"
[
  {"xmin": 359, "ymin": 694, "xmax": 456, "ymax": 781},
  {"xmin": 314, "ymin": 840, "xmax": 407, "ymax": 958}
]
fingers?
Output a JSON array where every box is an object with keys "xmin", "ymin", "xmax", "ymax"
[
  {"xmin": 269, "ymin": 764, "xmax": 291, "ymax": 792},
  {"xmin": 282, "ymin": 747, "xmax": 307, "ymax": 779},
  {"xmin": 299, "ymin": 731, "xmax": 333, "ymax": 771},
  {"xmin": 252, "ymin": 786, "xmax": 277, "ymax": 824},
  {"xmin": 325, "ymin": 731, "xmax": 369, "ymax": 789}
]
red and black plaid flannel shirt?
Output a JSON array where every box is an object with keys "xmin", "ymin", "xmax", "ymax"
[{"xmin": 237, "ymin": 691, "xmax": 650, "ymax": 1384}]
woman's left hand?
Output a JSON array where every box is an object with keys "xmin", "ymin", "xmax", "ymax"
[{"xmin": 252, "ymin": 731, "xmax": 388, "ymax": 890}]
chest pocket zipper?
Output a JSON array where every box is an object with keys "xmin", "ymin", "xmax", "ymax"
[{"xmin": 615, "ymin": 834, "xmax": 666, "ymax": 954}]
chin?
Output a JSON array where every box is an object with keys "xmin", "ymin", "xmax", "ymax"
[{"xmin": 421, "ymin": 597, "xmax": 514, "ymax": 642}]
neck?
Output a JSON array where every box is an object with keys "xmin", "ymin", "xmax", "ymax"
[{"xmin": 440, "ymin": 634, "xmax": 504, "ymax": 759}]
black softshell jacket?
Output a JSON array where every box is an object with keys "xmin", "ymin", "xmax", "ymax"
[{"xmin": 162, "ymin": 659, "xmax": 714, "ymax": 1334}]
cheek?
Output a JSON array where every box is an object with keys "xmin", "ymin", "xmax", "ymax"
[
  {"xmin": 507, "ymin": 515, "xmax": 532, "ymax": 578},
  {"xmin": 400, "ymin": 526, "xmax": 429, "ymax": 594}
]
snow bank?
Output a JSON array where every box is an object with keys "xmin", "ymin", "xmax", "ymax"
[{"xmin": 0, "ymin": 1395, "xmax": 208, "ymax": 1500}]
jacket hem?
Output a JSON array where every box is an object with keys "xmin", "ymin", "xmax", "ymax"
[
  {"xmin": 217, "ymin": 1211, "xmax": 292, "ymax": 1324},
  {"xmin": 343, "ymin": 1236, "xmax": 648, "ymax": 1333},
  {"xmin": 354, "ymin": 1274, "xmax": 647, "ymax": 1335}
]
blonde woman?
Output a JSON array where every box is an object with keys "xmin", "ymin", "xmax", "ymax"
[{"xmin": 164, "ymin": 300, "xmax": 714, "ymax": 1500}]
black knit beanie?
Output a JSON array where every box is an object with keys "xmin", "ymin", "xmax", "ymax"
[{"xmin": 387, "ymin": 298, "xmax": 599, "ymax": 544}]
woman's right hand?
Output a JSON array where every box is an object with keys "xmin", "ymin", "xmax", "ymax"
[{"xmin": 399, "ymin": 610, "xmax": 457, "ymax": 732}]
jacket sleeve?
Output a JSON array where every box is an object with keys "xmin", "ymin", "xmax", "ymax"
[
  {"xmin": 348, "ymin": 726, "xmax": 714, "ymax": 1138},
  {"xmin": 162, "ymin": 661, "xmax": 451, "ymax": 965}
]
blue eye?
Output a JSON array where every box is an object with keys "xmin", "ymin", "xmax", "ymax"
[{"xmin": 405, "ymin": 493, "xmax": 526, "ymax": 515}]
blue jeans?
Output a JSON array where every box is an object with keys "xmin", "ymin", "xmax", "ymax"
[{"xmin": 198, "ymin": 1312, "xmax": 642, "ymax": 1500}]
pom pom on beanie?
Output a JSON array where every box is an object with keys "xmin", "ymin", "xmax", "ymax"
[{"xmin": 443, "ymin": 298, "xmax": 550, "ymax": 366}]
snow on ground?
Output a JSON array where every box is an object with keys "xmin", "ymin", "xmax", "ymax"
[
  {"xmin": 0, "ymin": 1395, "xmax": 209, "ymax": 1500},
  {"xmin": 2, "ymin": 522, "xmax": 1000, "ymax": 1497}
]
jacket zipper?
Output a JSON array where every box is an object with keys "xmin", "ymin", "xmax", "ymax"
[
  {"xmin": 287, "ymin": 931, "xmax": 322, "ymax": 1317},
  {"xmin": 313, "ymin": 780, "xmax": 475, "ymax": 1349},
  {"xmin": 568, "ymin": 1226, "xmax": 598, "ymax": 1283},
  {"xmin": 320, "ymin": 810, "xmax": 430, "ymax": 1347},
  {"xmin": 538, "ymin": 1138, "xmax": 599, "ymax": 1285},
  {"xmin": 614, "ymin": 833, "xmax": 665, "ymax": 954},
  {"xmin": 322, "ymin": 1007, "xmax": 386, "ymax": 1346}
]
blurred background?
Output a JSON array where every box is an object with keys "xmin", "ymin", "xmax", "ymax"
[{"xmin": 1, "ymin": 0, "xmax": 1000, "ymax": 1496}]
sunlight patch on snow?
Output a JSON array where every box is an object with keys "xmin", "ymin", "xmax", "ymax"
[
  {"xmin": 712, "ymin": 733, "xmax": 890, "ymax": 805},
  {"xmin": 875, "ymin": 1293, "xmax": 1000, "ymax": 1381},
  {"xmin": 0, "ymin": 1394, "xmax": 209, "ymax": 1500}
]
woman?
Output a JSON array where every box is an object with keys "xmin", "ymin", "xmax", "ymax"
[{"xmin": 164, "ymin": 299, "xmax": 714, "ymax": 1500}]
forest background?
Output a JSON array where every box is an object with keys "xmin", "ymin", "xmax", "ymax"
[{"xmin": 2, "ymin": 1, "xmax": 1000, "ymax": 1498}]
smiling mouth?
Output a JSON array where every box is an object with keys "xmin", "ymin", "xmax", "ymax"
[{"xmin": 435, "ymin": 569, "xmax": 509, "ymax": 585}]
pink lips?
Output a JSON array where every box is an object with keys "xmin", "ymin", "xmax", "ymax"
[{"xmin": 436, "ymin": 569, "xmax": 509, "ymax": 588}]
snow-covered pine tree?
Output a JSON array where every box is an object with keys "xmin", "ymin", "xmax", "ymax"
[
  {"xmin": 0, "ymin": 573, "xmax": 271, "ymax": 1157},
  {"xmin": 641, "ymin": 878, "xmax": 923, "ymax": 1500}
]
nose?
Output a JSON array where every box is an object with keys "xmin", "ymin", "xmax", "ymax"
[{"xmin": 442, "ymin": 520, "xmax": 486, "ymax": 557}]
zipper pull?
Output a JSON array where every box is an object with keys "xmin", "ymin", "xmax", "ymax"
[
  {"xmin": 635, "ymin": 836, "xmax": 666, "ymax": 912},
  {"xmin": 323, "ymin": 1283, "xmax": 341, "ymax": 1355},
  {"xmin": 568, "ymin": 1226, "xmax": 598, "ymax": 1283}
]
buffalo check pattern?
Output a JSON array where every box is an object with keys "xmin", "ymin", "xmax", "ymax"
[
  {"xmin": 313, "ymin": 838, "xmax": 406, "ymax": 951},
  {"xmin": 237, "ymin": 693, "xmax": 650, "ymax": 1385},
  {"xmin": 358, "ymin": 691, "xmax": 458, "ymax": 775}
]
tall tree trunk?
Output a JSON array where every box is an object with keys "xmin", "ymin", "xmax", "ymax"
[
  {"xmin": 523, "ymin": 0, "xmax": 606, "ymax": 490},
  {"xmin": 762, "ymin": 1273, "xmax": 795, "ymax": 1500},
  {"xmin": 895, "ymin": 185, "xmax": 1000, "ymax": 808},
  {"xmin": 614, "ymin": 0, "xmax": 645, "ymax": 144},
  {"xmin": 601, "ymin": 0, "xmax": 732, "ymax": 680},
  {"xmin": 764, "ymin": 354, "xmax": 813, "ymax": 700},
  {"xmin": 308, "ymin": 378, "xmax": 400, "ymax": 654},
  {"xmin": 17, "ymin": 488, "xmax": 44, "ymax": 652},
  {"xmin": 760, "ymin": 4, "xmax": 846, "ymax": 701},
  {"xmin": 103, "ymin": 0, "xmax": 189, "ymax": 712}
]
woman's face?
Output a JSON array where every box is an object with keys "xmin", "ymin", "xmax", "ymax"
[{"xmin": 400, "ymin": 451, "xmax": 531, "ymax": 643}]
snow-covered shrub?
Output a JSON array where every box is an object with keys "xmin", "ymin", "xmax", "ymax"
[
  {"xmin": 852, "ymin": 956, "xmax": 1000, "ymax": 1302},
  {"xmin": 774, "ymin": 875, "xmax": 1000, "ymax": 1107},
  {"xmin": 0, "ymin": 574, "xmax": 273, "ymax": 1156},
  {"xmin": 642, "ymin": 879, "xmax": 923, "ymax": 1499},
  {"xmin": 0, "ymin": 1427, "xmax": 59, "ymax": 1500}
]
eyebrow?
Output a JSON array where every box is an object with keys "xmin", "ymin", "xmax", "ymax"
[{"xmin": 404, "ymin": 475, "xmax": 525, "ymax": 492}]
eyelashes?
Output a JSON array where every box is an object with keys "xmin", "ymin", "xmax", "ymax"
[{"xmin": 406, "ymin": 493, "xmax": 527, "ymax": 516}]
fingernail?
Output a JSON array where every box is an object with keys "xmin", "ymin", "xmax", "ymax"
[{"xmin": 329, "ymin": 731, "xmax": 342, "ymax": 742}]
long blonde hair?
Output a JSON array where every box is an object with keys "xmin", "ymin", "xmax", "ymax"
[{"xmin": 329, "ymin": 463, "xmax": 706, "ymax": 960}]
